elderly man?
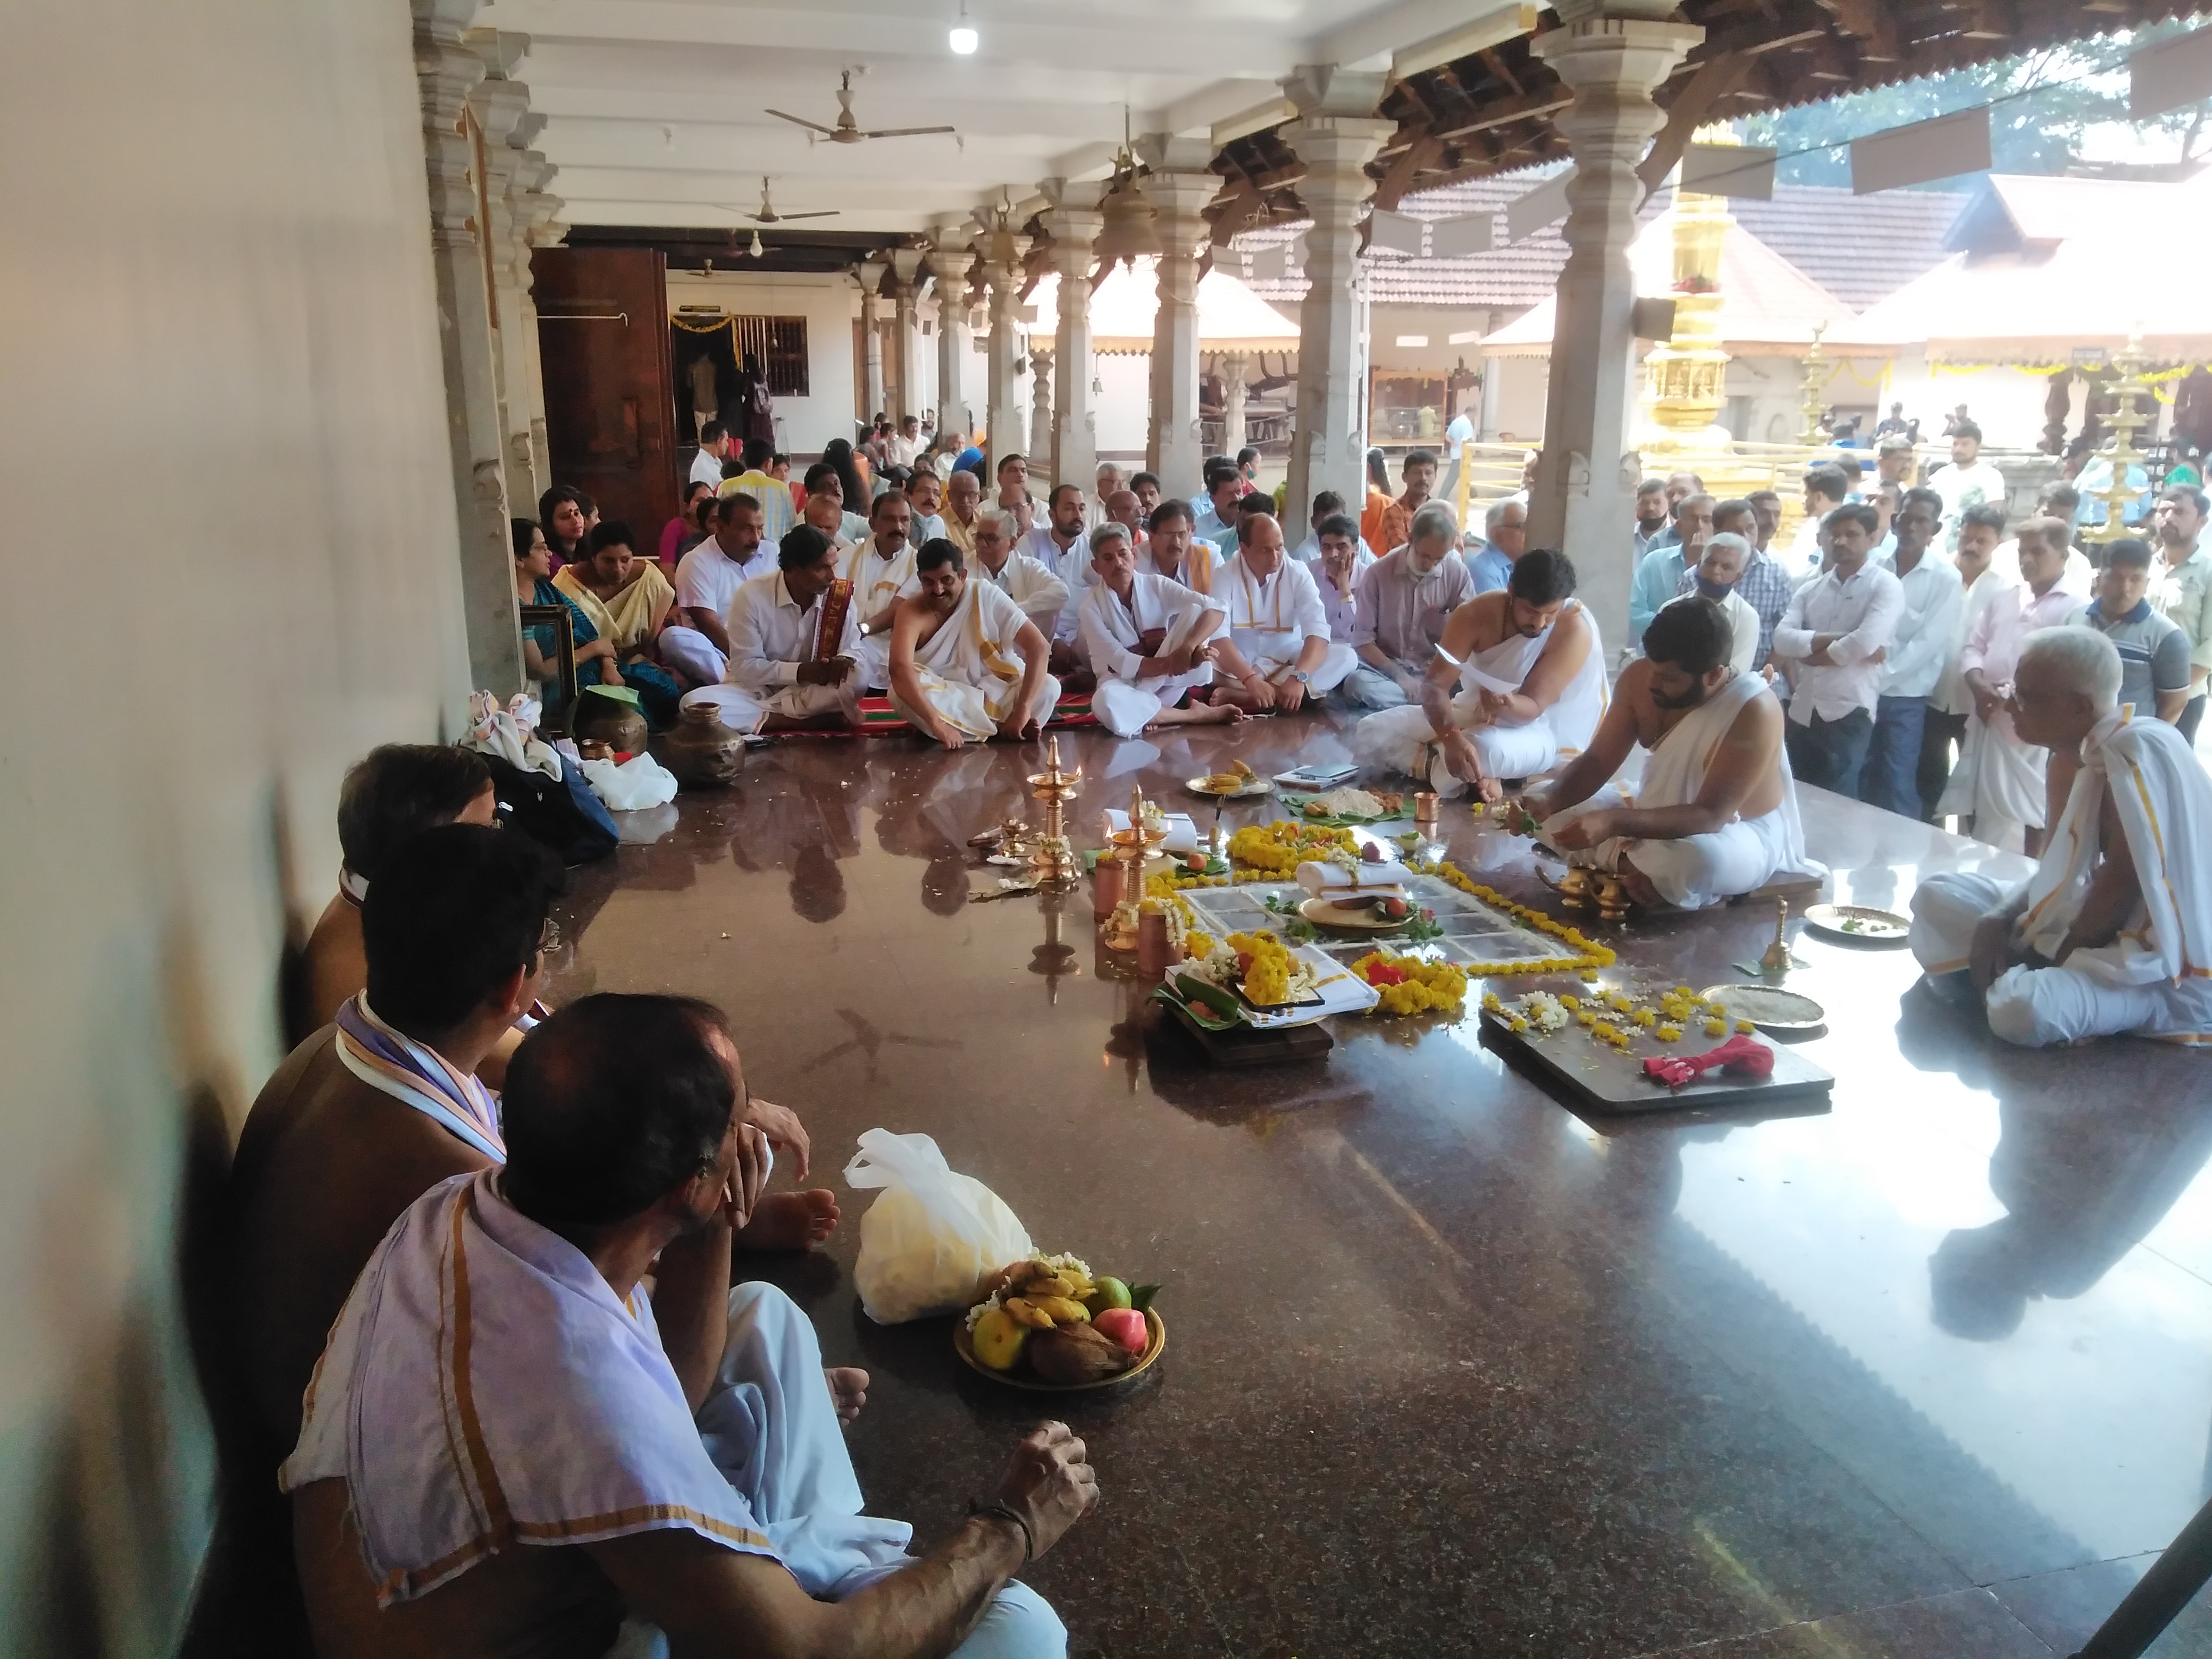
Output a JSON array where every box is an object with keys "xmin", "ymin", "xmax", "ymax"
[
  {"xmin": 969, "ymin": 507, "xmax": 1070, "ymax": 633},
  {"xmin": 1465, "ymin": 499, "xmax": 1527, "ymax": 595},
  {"xmin": 2149, "ymin": 482, "xmax": 2212, "ymax": 744},
  {"xmin": 888, "ymin": 539, "xmax": 1058, "ymax": 745},
  {"xmin": 1939, "ymin": 517, "xmax": 2079, "ymax": 852},
  {"xmin": 1353, "ymin": 548, "xmax": 1606, "ymax": 800},
  {"xmin": 1145, "ymin": 499, "xmax": 1216, "ymax": 594},
  {"xmin": 939, "ymin": 465, "xmax": 984, "ymax": 558},
  {"xmin": 680, "ymin": 526, "xmax": 866, "ymax": 735},
  {"xmin": 1668, "ymin": 532, "xmax": 1759, "ymax": 674},
  {"xmin": 1670, "ymin": 498, "xmax": 1792, "ymax": 669},
  {"xmin": 1338, "ymin": 502, "xmax": 1474, "ymax": 710},
  {"xmin": 1093, "ymin": 461, "xmax": 1126, "ymax": 524},
  {"xmin": 284, "ymin": 993, "xmax": 1087, "ymax": 1658},
  {"xmin": 1078, "ymin": 523, "xmax": 1238, "ymax": 736},
  {"xmin": 1374, "ymin": 448, "xmax": 1440, "ymax": 557},
  {"xmin": 2072, "ymin": 537, "xmax": 2191, "ymax": 724},
  {"xmin": 1102, "ymin": 487, "xmax": 1147, "ymax": 559},
  {"xmin": 1527, "ymin": 599, "xmax": 1820, "ymax": 910},
  {"xmin": 663, "ymin": 494, "xmax": 781, "ymax": 687},
  {"xmin": 1911, "ymin": 628, "xmax": 2212, "ymax": 1047},
  {"xmin": 1630, "ymin": 492, "xmax": 1715, "ymax": 647},
  {"xmin": 841, "ymin": 490, "xmax": 920, "ymax": 690},
  {"xmin": 1208, "ymin": 512, "xmax": 1356, "ymax": 713},
  {"xmin": 1770, "ymin": 503, "xmax": 1904, "ymax": 795},
  {"xmin": 1859, "ymin": 487, "xmax": 1965, "ymax": 817}
]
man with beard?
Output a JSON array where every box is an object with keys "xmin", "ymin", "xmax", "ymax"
[
  {"xmin": 887, "ymin": 539, "xmax": 1057, "ymax": 746},
  {"xmin": 1522, "ymin": 598, "xmax": 1820, "ymax": 910}
]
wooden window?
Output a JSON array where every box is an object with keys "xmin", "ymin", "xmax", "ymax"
[{"xmin": 731, "ymin": 316, "xmax": 809, "ymax": 397}]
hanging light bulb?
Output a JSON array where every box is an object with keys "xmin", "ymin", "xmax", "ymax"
[
  {"xmin": 749, "ymin": 230, "xmax": 765, "ymax": 258},
  {"xmin": 949, "ymin": 0, "xmax": 978, "ymax": 53}
]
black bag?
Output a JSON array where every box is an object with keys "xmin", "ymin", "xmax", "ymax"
[{"xmin": 483, "ymin": 753, "xmax": 618, "ymax": 866}]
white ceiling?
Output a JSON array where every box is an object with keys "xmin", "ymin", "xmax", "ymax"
[{"xmin": 478, "ymin": 0, "xmax": 1536, "ymax": 236}]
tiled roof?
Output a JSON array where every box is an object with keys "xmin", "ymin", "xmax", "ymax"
[{"xmin": 1233, "ymin": 176, "xmax": 1967, "ymax": 318}]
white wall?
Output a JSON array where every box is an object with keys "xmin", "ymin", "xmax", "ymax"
[
  {"xmin": 1879, "ymin": 350, "xmax": 2126, "ymax": 452},
  {"xmin": 665, "ymin": 270, "xmax": 860, "ymax": 455},
  {"xmin": 0, "ymin": 2, "xmax": 474, "ymax": 1651}
]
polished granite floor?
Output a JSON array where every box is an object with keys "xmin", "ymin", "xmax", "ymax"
[{"xmin": 551, "ymin": 714, "xmax": 2212, "ymax": 1659}]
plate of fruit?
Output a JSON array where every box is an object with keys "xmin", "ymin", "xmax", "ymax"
[
  {"xmin": 1187, "ymin": 760, "xmax": 1273, "ymax": 798},
  {"xmin": 957, "ymin": 1255, "xmax": 1166, "ymax": 1391}
]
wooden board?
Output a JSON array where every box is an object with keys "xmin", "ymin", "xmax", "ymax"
[
  {"xmin": 1477, "ymin": 1011, "xmax": 1833, "ymax": 1118},
  {"xmin": 533, "ymin": 246, "xmax": 680, "ymax": 541}
]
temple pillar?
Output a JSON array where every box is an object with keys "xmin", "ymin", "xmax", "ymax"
[
  {"xmin": 890, "ymin": 247, "xmax": 926, "ymax": 422},
  {"xmin": 857, "ymin": 258, "xmax": 887, "ymax": 424},
  {"xmin": 509, "ymin": 146, "xmax": 563, "ymax": 504},
  {"xmin": 1136, "ymin": 135, "xmax": 1220, "ymax": 501},
  {"xmin": 1526, "ymin": 13, "xmax": 1704, "ymax": 648},
  {"xmin": 979, "ymin": 234, "xmax": 1032, "ymax": 463},
  {"xmin": 462, "ymin": 38, "xmax": 527, "ymax": 516},
  {"xmin": 414, "ymin": 0, "xmax": 522, "ymax": 695},
  {"xmin": 1038, "ymin": 185, "xmax": 1102, "ymax": 490},
  {"xmin": 1280, "ymin": 68, "xmax": 1395, "ymax": 544},
  {"xmin": 1030, "ymin": 346, "xmax": 1055, "ymax": 469},
  {"xmin": 1222, "ymin": 353, "xmax": 1251, "ymax": 456},
  {"xmin": 928, "ymin": 231, "xmax": 976, "ymax": 444}
]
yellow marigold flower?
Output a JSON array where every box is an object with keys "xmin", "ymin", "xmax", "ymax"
[
  {"xmin": 1508, "ymin": 1016, "xmax": 1529, "ymax": 1032},
  {"xmin": 1630, "ymin": 1009, "xmax": 1655, "ymax": 1028},
  {"xmin": 1560, "ymin": 994, "xmax": 1579, "ymax": 1010},
  {"xmin": 1656, "ymin": 1024, "xmax": 1681, "ymax": 1042},
  {"xmin": 1735, "ymin": 1018, "xmax": 1756, "ymax": 1034},
  {"xmin": 1576, "ymin": 1011, "xmax": 1596, "ymax": 1027},
  {"xmin": 1704, "ymin": 1017, "xmax": 1727, "ymax": 1036}
]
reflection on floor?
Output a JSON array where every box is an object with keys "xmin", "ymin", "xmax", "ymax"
[{"xmin": 549, "ymin": 713, "xmax": 2212, "ymax": 1659}]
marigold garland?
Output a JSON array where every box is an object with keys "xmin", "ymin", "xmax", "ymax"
[{"xmin": 1352, "ymin": 951, "xmax": 1469, "ymax": 1017}]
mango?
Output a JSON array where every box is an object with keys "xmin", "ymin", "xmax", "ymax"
[
  {"xmin": 971, "ymin": 1308, "xmax": 1027, "ymax": 1371},
  {"xmin": 1085, "ymin": 1276, "xmax": 1133, "ymax": 1314}
]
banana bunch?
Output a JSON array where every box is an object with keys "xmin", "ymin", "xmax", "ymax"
[
  {"xmin": 998, "ymin": 1260, "xmax": 1095, "ymax": 1330},
  {"xmin": 1201, "ymin": 759, "xmax": 1256, "ymax": 793}
]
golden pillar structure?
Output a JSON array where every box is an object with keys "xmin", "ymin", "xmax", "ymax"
[{"xmin": 2086, "ymin": 334, "xmax": 2155, "ymax": 547}]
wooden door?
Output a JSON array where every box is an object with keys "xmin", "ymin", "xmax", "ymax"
[{"xmin": 533, "ymin": 247, "xmax": 678, "ymax": 540}]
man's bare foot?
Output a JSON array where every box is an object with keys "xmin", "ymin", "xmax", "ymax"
[
  {"xmin": 1616, "ymin": 860, "xmax": 1663, "ymax": 909},
  {"xmin": 826, "ymin": 1367, "xmax": 869, "ymax": 1425},
  {"xmin": 1147, "ymin": 701, "xmax": 1244, "ymax": 731},
  {"xmin": 734, "ymin": 1188, "xmax": 840, "ymax": 1252}
]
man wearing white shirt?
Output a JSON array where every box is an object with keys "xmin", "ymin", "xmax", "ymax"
[
  {"xmin": 1785, "ymin": 466, "xmax": 1850, "ymax": 580},
  {"xmin": 886, "ymin": 414, "xmax": 925, "ymax": 469},
  {"xmin": 1859, "ymin": 487, "xmax": 1965, "ymax": 817},
  {"xmin": 1664, "ymin": 532, "xmax": 1760, "ymax": 674},
  {"xmin": 660, "ymin": 495, "xmax": 780, "ymax": 686},
  {"xmin": 1341, "ymin": 504, "xmax": 1471, "ymax": 710},
  {"xmin": 1077, "ymin": 525, "xmax": 1240, "ymax": 736},
  {"xmin": 1287, "ymin": 490, "xmax": 1376, "ymax": 564},
  {"xmin": 688, "ymin": 420, "xmax": 732, "ymax": 490},
  {"xmin": 1208, "ymin": 513, "xmax": 1356, "ymax": 712},
  {"xmin": 676, "ymin": 526, "xmax": 862, "ymax": 733},
  {"xmin": 1145, "ymin": 499, "xmax": 1219, "ymax": 594},
  {"xmin": 1769, "ymin": 502, "xmax": 1905, "ymax": 795},
  {"xmin": 1015, "ymin": 484, "xmax": 1096, "ymax": 677},
  {"xmin": 968, "ymin": 508, "xmax": 1069, "ymax": 633},
  {"xmin": 1920, "ymin": 502, "xmax": 2014, "ymax": 822},
  {"xmin": 993, "ymin": 453, "xmax": 1043, "ymax": 536},
  {"xmin": 1313, "ymin": 516, "xmax": 1374, "ymax": 653},
  {"xmin": 841, "ymin": 491, "xmax": 919, "ymax": 690},
  {"xmin": 1926, "ymin": 420, "xmax": 2009, "ymax": 555},
  {"xmin": 1992, "ymin": 482, "xmax": 2093, "ymax": 598}
]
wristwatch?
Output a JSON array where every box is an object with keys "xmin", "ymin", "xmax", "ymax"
[{"xmin": 1289, "ymin": 669, "xmax": 1312, "ymax": 686}]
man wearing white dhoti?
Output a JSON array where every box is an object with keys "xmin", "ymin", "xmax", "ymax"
[
  {"xmin": 1353, "ymin": 547, "xmax": 1606, "ymax": 801},
  {"xmin": 842, "ymin": 492, "xmax": 920, "ymax": 691},
  {"xmin": 679, "ymin": 527, "xmax": 865, "ymax": 735},
  {"xmin": 889, "ymin": 540, "xmax": 1058, "ymax": 746},
  {"xmin": 1911, "ymin": 628, "xmax": 2212, "ymax": 1047},
  {"xmin": 970, "ymin": 509, "xmax": 1070, "ymax": 633},
  {"xmin": 1938, "ymin": 517, "xmax": 2079, "ymax": 854},
  {"xmin": 285, "ymin": 995, "xmax": 1091, "ymax": 1658},
  {"xmin": 1207, "ymin": 513, "xmax": 1356, "ymax": 713},
  {"xmin": 1525, "ymin": 598, "xmax": 1824, "ymax": 909},
  {"xmin": 1077, "ymin": 524, "xmax": 1241, "ymax": 737}
]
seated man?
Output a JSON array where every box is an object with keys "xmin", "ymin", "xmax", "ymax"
[
  {"xmin": 285, "ymin": 994, "xmax": 1089, "ymax": 1658},
  {"xmin": 1353, "ymin": 548, "xmax": 1606, "ymax": 800},
  {"xmin": 1077, "ymin": 522, "xmax": 1238, "ymax": 736},
  {"xmin": 939, "ymin": 465, "xmax": 984, "ymax": 558},
  {"xmin": 1339, "ymin": 502, "xmax": 1472, "ymax": 711},
  {"xmin": 1288, "ymin": 490, "xmax": 1375, "ymax": 564},
  {"xmin": 842, "ymin": 489, "xmax": 920, "ymax": 689},
  {"xmin": 904, "ymin": 467, "xmax": 948, "ymax": 544},
  {"xmin": 1102, "ymin": 487, "xmax": 1147, "ymax": 560},
  {"xmin": 1911, "ymin": 627, "xmax": 2212, "ymax": 1047},
  {"xmin": 970, "ymin": 507, "xmax": 1070, "ymax": 634},
  {"xmin": 1312, "ymin": 514, "xmax": 1372, "ymax": 685},
  {"xmin": 680, "ymin": 526, "xmax": 865, "ymax": 735},
  {"xmin": 1144, "ymin": 498, "xmax": 1216, "ymax": 594},
  {"xmin": 1674, "ymin": 531, "xmax": 1760, "ymax": 675},
  {"xmin": 294, "ymin": 744, "xmax": 494, "ymax": 1045},
  {"xmin": 1208, "ymin": 511, "xmax": 1356, "ymax": 713},
  {"xmin": 663, "ymin": 495, "xmax": 780, "ymax": 688},
  {"xmin": 888, "ymin": 539, "xmax": 1058, "ymax": 747},
  {"xmin": 717, "ymin": 437, "xmax": 796, "ymax": 542},
  {"xmin": 1464, "ymin": 498, "xmax": 1526, "ymax": 596},
  {"xmin": 1526, "ymin": 599, "xmax": 1822, "ymax": 909},
  {"xmin": 1014, "ymin": 482, "xmax": 1097, "ymax": 682}
]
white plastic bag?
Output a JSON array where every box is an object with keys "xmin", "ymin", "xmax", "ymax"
[
  {"xmin": 844, "ymin": 1129, "xmax": 1033, "ymax": 1323},
  {"xmin": 581, "ymin": 752, "xmax": 678, "ymax": 810}
]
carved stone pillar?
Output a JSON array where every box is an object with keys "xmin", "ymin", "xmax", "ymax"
[
  {"xmin": 1222, "ymin": 353, "xmax": 1252, "ymax": 457},
  {"xmin": 1030, "ymin": 346, "xmax": 1055, "ymax": 465},
  {"xmin": 857, "ymin": 259, "xmax": 887, "ymax": 425},
  {"xmin": 1280, "ymin": 68, "xmax": 1395, "ymax": 544},
  {"xmin": 1136, "ymin": 136, "xmax": 1220, "ymax": 502},
  {"xmin": 508, "ymin": 143, "xmax": 563, "ymax": 505},
  {"xmin": 1526, "ymin": 13, "xmax": 1704, "ymax": 648},
  {"xmin": 979, "ymin": 236, "xmax": 1032, "ymax": 464},
  {"xmin": 415, "ymin": 0, "xmax": 522, "ymax": 694},
  {"xmin": 890, "ymin": 247, "xmax": 926, "ymax": 422},
  {"xmin": 928, "ymin": 233, "xmax": 977, "ymax": 444},
  {"xmin": 1038, "ymin": 184, "xmax": 1102, "ymax": 491}
]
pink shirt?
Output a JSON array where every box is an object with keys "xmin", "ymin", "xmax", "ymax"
[{"xmin": 1960, "ymin": 580, "xmax": 2079, "ymax": 690}]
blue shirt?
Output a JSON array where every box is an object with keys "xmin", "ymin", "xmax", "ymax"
[
  {"xmin": 1629, "ymin": 544, "xmax": 1689, "ymax": 647},
  {"xmin": 1465, "ymin": 542, "xmax": 1513, "ymax": 594}
]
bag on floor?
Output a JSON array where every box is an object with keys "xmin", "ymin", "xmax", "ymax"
[
  {"xmin": 844, "ymin": 1129, "xmax": 1034, "ymax": 1323},
  {"xmin": 484, "ymin": 752, "xmax": 619, "ymax": 866}
]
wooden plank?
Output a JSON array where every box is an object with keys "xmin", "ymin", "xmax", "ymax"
[{"xmin": 1639, "ymin": 51, "xmax": 1756, "ymax": 194}]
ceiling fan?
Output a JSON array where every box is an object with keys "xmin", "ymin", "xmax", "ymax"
[
  {"xmin": 766, "ymin": 69, "xmax": 956, "ymax": 145},
  {"xmin": 720, "ymin": 177, "xmax": 838, "ymax": 225}
]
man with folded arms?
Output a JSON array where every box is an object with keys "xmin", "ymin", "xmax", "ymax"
[
  {"xmin": 1858, "ymin": 486, "xmax": 1964, "ymax": 817},
  {"xmin": 1338, "ymin": 503, "xmax": 1471, "ymax": 710},
  {"xmin": 680, "ymin": 526, "xmax": 866, "ymax": 735},
  {"xmin": 1207, "ymin": 512, "xmax": 1355, "ymax": 713},
  {"xmin": 284, "ymin": 993, "xmax": 1092, "ymax": 1657},
  {"xmin": 1768, "ymin": 502, "xmax": 1904, "ymax": 796},
  {"xmin": 1526, "ymin": 599, "xmax": 1821, "ymax": 910},
  {"xmin": 1078, "ymin": 522, "xmax": 1238, "ymax": 736},
  {"xmin": 1911, "ymin": 627, "xmax": 2212, "ymax": 1047},
  {"xmin": 887, "ymin": 539, "xmax": 1057, "ymax": 747}
]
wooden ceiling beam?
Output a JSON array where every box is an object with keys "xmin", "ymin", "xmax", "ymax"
[
  {"xmin": 1639, "ymin": 50, "xmax": 1756, "ymax": 193},
  {"xmin": 1373, "ymin": 131, "xmax": 1446, "ymax": 211}
]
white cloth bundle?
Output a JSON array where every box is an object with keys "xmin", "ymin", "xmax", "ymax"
[
  {"xmin": 581, "ymin": 752, "xmax": 679, "ymax": 811},
  {"xmin": 1103, "ymin": 809, "xmax": 1201, "ymax": 854},
  {"xmin": 467, "ymin": 690, "xmax": 563, "ymax": 780},
  {"xmin": 1295, "ymin": 858, "xmax": 1410, "ymax": 898}
]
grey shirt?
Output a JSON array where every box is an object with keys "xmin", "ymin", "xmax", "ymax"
[
  {"xmin": 2069, "ymin": 598, "xmax": 2191, "ymax": 718},
  {"xmin": 1352, "ymin": 546, "xmax": 1476, "ymax": 667}
]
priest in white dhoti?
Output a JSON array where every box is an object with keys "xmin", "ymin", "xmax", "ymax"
[
  {"xmin": 888, "ymin": 539, "xmax": 1059, "ymax": 746},
  {"xmin": 1353, "ymin": 547, "xmax": 1607, "ymax": 800},
  {"xmin": 1937, "ymin": 518, "xmax": 2080, "ymax": 853},
  {"xmin": 842, "ymin": 490, "xmax": 920, "ymax": 690},
  {"xmin": 1912, "ymin": 627, "xmax": 2212, "ymax": 1047},
  {"xmin": 970, "ymin": 508, "xmax": 1070, "ymax": 633},
  {"xmin": 284, "ymin": 995, "xmax": 1090, "ymax": 1658},
  {"xmin": 1077, "ymin": 523, "xmax": 1241, "ymax": 737},
  {"xmin": 678, "ymin": 526, "xmax": 864, "ymax": 735},
  {"xmin": 1524, "ymin": 598, "xmax": 1823, "ymax": 909},
  {"xmin": 1207, "ymin": 513, "xmax": 1356, "ymax": 713}
]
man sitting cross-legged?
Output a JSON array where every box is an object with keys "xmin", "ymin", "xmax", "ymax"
[
  {"xmin": 889, "ymin": 538, "xmax": 1058, "ymax": 748},
  {"xmin": 1338, "ymin": 502, "xmax": 1472, "ymax": 710},
  {"xmin": 970, "ymin": 508, "xmax": 1070, "ymax": 635},
  {"xmin": 679, "ymin": 526, "xmax": 865, "ymax": 736},
  {"xmin": 1523, "ymin": 598, "xmax": 1823, "ymax": 910},
  {"xmin": 662, "ymin": 495, "xmax": 781, "ymax": 688},
  {"xmin": 292, "ymin": 743, "xmax": 495, "ymax": 1045},
  {"xmin": 1911, "ymin": 626, "xmax": 2212, "ymax": 1047},
  {"xmin": 1208, "ymin": 511, "xmax": 1356, "ymax": 713},
  {"xmin": 1353, "ymin": 548, "xmax": 1607, "ymax": 801},
  {"xmin": 284, "ymin": 993, "xmax": 1091, "ymax": 1659},
  {"xmin": 1078, "ymin": 522, "xmax": 1241, "ymax": 736}
]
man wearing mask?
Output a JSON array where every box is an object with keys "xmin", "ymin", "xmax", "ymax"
[
  {"xmin": 1630, "ymin": 493, "xmax": 1714, "ymax": 648},
  {"xmin": 1672, "ymin": 498, "xmax": 1792, "ymax": 670},
  {"xmin": 1674, "ymin": 532, "xmax": 1759, "ymax": 674},
  {"xmin": 1859, "ymin": 487, "xmax": 1964, "ymax": 817}
]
